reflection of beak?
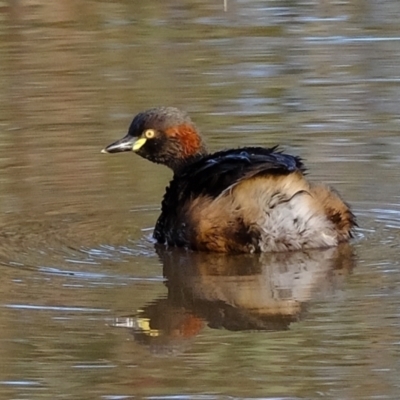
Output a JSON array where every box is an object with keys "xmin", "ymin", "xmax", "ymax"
[{"xmin": 101, "ymin": 135, "xmax": 147, "ymax": 154}]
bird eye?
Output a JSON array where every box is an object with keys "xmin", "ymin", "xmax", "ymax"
[{"xmin": 144, "ymin": 129, "xmax": 155, "ymax": 139}]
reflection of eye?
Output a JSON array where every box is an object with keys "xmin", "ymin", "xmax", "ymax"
[{"xmin": 144, "ymin": 129, "xmax": 155, "ymax": 139}]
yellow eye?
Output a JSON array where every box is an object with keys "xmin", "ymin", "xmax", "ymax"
[{"xmin": 144, "ymin": 129, "xmax": 155, "ymax": 139}]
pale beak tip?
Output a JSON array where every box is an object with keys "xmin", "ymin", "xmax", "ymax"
[{"xmin": 101, "ymin": 148, "xmax": 108, "ymax": 154}]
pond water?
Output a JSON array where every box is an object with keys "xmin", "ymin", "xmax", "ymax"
[{"xmin": 1, "ymin": 1, "xmax": 400, "ymax": 399}]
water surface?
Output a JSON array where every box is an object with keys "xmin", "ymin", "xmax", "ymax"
[{"xmin": 1, "ymin": 1, "xmax": 400, "ymax": 399}]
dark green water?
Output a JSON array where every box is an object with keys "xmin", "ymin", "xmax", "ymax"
[{"xmin": 1, "ymin": 1, "xmax": 400, "ymax": 399}]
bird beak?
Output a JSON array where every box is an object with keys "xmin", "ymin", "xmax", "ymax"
[{"xmin": 101, "ymin": 135, "xmax": 146, "ymax": 154}]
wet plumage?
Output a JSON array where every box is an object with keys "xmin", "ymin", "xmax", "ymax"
[{"xmin": 102, "ymin": 107, "xmax": 356, "ymax": 253}]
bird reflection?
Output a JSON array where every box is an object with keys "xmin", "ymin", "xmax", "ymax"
[{"xmin": 113, "ymin": 244, "xmax": 355, "ymax": 353}]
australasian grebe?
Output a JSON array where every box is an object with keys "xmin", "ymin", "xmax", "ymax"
[{"xmin": 102, "ymin": 107, "xmax": 355, "ymax": 253}]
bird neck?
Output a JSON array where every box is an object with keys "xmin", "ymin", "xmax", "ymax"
[{"xmin": 170, "ymin": 148, "xmax": 208, "ymax": 175}]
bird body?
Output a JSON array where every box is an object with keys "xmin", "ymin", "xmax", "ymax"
[{"xmin": 103, "ymin": 107, "xmax": 355, "ymax": 253}]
